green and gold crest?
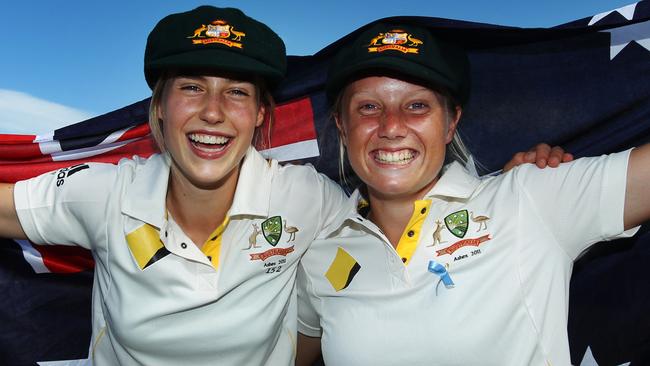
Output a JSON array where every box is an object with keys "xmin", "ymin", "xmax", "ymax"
[
  {"xmin": 261, "ymin": 216, "xmax": 282, "ymax": 246},
  {"xmin": 444, "ymin": 210, "xmax": 468, "ymax": 238}
]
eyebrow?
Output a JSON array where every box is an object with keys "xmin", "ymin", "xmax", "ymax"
[{"xmin": 175, "ymin": 76, "xmax": 254, "ymax": 86}]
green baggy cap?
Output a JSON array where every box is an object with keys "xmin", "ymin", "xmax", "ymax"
[
  {"xmin": 144, "ymin": 6, "xmax": 286, "ymax": 89},
  {"xmin": 326, "ymin": 23, "xmax": 470, "ymax": 105}
]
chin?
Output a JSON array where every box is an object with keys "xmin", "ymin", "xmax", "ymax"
[{"xmin": 369, "ymin": 182, "xmax": 413, "ymax": 197}]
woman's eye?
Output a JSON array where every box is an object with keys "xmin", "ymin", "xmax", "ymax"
[
  {"xmin": 359, "ymin": 103, "xmax": 379, "ymax": 113},
  {"xmin": 408, "ymin": 102, "xmax": 428, "ymax": 110},
  {"xmin": 180, "ymin": 84, "xmax": 202, "ymax": 92},
  {"xmin": 229, "ymin": 89, "xmax": 250, "ymax": 97}
]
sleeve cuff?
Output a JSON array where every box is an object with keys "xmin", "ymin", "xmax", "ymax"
[
  {"xmin": 599, "ymin": 149, "xmax": 633, "ymax": 240},
  {"xmin": 13, "ymin": 180, "xmax": 45, "ymax": 244},
  {"xmin": 298, "ymin": 318, "xmax": 322, "ymax": 337}
]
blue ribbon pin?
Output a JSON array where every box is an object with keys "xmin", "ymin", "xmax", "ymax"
[{"xmin": 428, "ymin": 260, "xmax": 455, "ymax": 291}]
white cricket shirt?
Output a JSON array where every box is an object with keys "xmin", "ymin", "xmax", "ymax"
[
  {"xmin": 15, "ymin": 146, "xmax": 346, "ymax": 365},
  {"xmin": 298, "ymin": 150, "xmax": 634, "ymax": 366}
]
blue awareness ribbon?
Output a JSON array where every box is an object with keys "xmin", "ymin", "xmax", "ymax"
[{"xmin": 428, "ymin": 260, "xmax": 455, "ymax": 289}]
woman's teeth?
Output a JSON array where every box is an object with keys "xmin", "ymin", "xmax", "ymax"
[
  {"xmin": 375, "ymin": 150, "xmax": 415, "ymax": 165},
  {"xmin": 188, "ymin": 133, "xmax": 229, "ymax": 145}
]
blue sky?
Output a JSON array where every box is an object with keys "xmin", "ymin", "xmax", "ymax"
[{"xmin": 0, "ymin": 0, "xmax": 636, "ymax": 134}]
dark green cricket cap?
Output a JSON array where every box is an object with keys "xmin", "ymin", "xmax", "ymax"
[
  {"xmin": 144, "ymin": 6, "xmax": 286, "ymax": 89},
  {"xmin": 326, "ymin": 23, "xmax": 470, "ymax": 105}
]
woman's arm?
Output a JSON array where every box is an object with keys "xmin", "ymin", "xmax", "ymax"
[
  {"xmin": 624, "ymin": 144, "xmax": 650, "ymax": 230},
  {"xmin": 0, "ymin": 183, "xmax": 27, "ymax": 239},
  {"xmin": 296, "ymin": 333, "xmax": 322, "ymax": 366}
]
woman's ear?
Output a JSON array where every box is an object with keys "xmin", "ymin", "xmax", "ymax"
[
  {"xmin": 334, "ymin": 113, "xmax": 347, "ymax": 146},
  {"xmin": 157, "ymin": 101, "xmax": 165, "ymax": 121},
  {"xmin": 446, "ymin": 106, "xmax": 462, "ymax": 144},
  {"xmin": 256, "ymin": 104, "xmax": 266, "ymax": 127}
]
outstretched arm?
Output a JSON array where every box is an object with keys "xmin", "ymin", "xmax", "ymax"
[
  {"xmin": 0, "ymin": 184, "xmax": 27, "ymax": 239},
  {"xmin": 624, "ymin": 144, "xmax": 650, "ymax": 230}
]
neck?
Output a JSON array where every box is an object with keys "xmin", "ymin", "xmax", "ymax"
[
  {"xmin": 367, "ymin": 193, "xmax": 421, "ymax": 249},
  {"xmin": 166, "ymin": 165, "xmax": 239, "ymax": 248},
  {"xmin": 365, "ymin": 175, "xmax": 439, "ymax": 248}
]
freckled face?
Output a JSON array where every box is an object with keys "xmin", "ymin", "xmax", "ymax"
[
  {"xmin": 158, "ymin": 75, "xmax": 265, "ymax": 190},
  {"xmin": 337, "ymin": 76, "xmax": 459, "ymax": 201}
]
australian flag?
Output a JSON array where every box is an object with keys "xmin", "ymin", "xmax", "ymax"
[{"xmin": 1, "ymin": 2, "xmax": 649, "ymax": 365}]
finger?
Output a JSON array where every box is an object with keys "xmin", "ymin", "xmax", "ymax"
[
  {"xmin": 524, "ymin": 151, "xmax": 536, "ymax": 163},
  {"xmin": 503, "ymin": 152, "xmax": 526, "ymax": 172},
  {"xmin": 532, "ymin": 143, "xmax": 551, "ymax": 168},
  {"xmin": 562, "ymin": 153, "xmax": 574, "ymax": 162},
  {"xmin": 547, "ymin": 146, "xmax": 565, "ymax": 167}
]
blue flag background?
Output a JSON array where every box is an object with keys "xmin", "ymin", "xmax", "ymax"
[{"xmin": 0, "ymin": 2, "xmax": 649, "ymax": 365}]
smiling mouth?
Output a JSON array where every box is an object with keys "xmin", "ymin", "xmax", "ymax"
[
  {"xmin": 188, "ymin": 133, "xmax": 231, "ymax": 152},
  {"xmin": 373, "ymin": 149, "xmax": 417, "ymax": 165}
]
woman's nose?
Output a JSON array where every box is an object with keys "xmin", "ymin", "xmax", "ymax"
[
  {"xmin": 378, "ymin": 110, "xmax": 407, "ymax": 139},
  {"xmin": 198, "ymin": 94, "xmax": 224, "ymax": 124}
]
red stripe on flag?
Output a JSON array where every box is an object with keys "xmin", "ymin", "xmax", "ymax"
[
  {"xmin": 259, "ymin": 97, "xmax": 316, "ymax": 149},
  {"xmin": 32, "ymin": 244, "xmax": 95, "ymax": 273},
  {"xmin": 0, "ymin": 134, "xmax": 37, "ymax": 144},
  {"xmin": 0, "ymin": 140, "xmax": 43, "ymax": 160},
  {"xmin": 115, "ymin": 123, "xmax": 151, "ymax": 142},
  {"xmin": 0, "ymin": 137, "xmax": 159, "ymax": 182}
]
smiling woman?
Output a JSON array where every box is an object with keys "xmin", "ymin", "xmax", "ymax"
[
  {"xmin": 336, "ymin": 77, "xmax": 458, "ymax": 213},
  {"xmin": 296, "ymin": 22, "xmax": 650, "ymax": 366},
  {"xmin": 0, "ymin": 6, "xmax": 349, "ymax": 365}
]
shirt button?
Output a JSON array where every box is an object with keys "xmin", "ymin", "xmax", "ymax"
[
  {"xmin": 402, "ymin": 257, "xmax": 407, "ymax": 263},
  {"xmin": 164, "ymin": 231, "xmax": 168, "ymax": 237},
  {"xmin": 181, "ymin": 243, "xmax": 187, "ymax": 249},
  {"xmin": 207, "ymin": 256, "xmax": 212, "ymax": 261},
  {"xmin": 407, "ymin": 230, "xmax": 415, "ymax": 237},
  {"xmin": 421, "ymin": 207, "xmax": 427, "ymax": 214}
]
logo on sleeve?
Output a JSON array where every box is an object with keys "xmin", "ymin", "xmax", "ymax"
[{"xmin": 55, "ymin": 164, "xmax": 89, "ymax": 187}]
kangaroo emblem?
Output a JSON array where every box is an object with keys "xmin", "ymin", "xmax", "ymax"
[
  {"xmin": 230, "ymin": 27, "xmax": 246, "ymax": 41},
  {"xmin": 407, "ymin": 34, "xmax": 423, "ymax": 46},
  {"xmin": 428, "ymin": 220, "xmax": 447, "ymax": 247},
  {"xmin": 367, "ymin": 33, "xmax": 384, "ymax": 46},
  {"xmin": 243, "ymin": 223, "xmax": 262, "ymax": 250},
  {"xmin": 188, "ymin": 24, "xmax": 208, "ymax": 38}
]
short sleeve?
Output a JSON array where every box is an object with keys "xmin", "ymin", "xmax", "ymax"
[
  {"xmin": 513, "ymin": 150, "xmax": 632, "ymax": 258},
  {"xmin": 313, "ymin": 171, "xmax": 349, "ymax": 239},
  {"xmin": 297, "ymin": 262, "xmax": 323, "ymax": 337},
  {"xmin": 14, "ymin": 162, "xmax": 118, "ymax": 250}
]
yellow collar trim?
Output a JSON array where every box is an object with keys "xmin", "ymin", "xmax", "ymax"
[
  {"xmin": 395, "ymin": 200, "xmax": 432, "ymax": 265},
  {"xmin": 201, "ymin": 216, "xmax": 230, "ymax": 269}
]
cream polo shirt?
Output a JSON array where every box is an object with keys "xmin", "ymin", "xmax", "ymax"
[
  {"xmin": 14, "ymin": 146, "xmax": 347, "ymax": 366},
  {"xmin": 298, "ymin": 150, "xmax": 634, "ymax": 366}
]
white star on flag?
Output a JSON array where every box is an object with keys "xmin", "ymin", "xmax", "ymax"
[
  {"xmin": 603, "ymin": 19, "xmax": 650, "ymax": 59},
  {"xmin": 589, "ymin": 3, "xmax": 638, "ymax": 26},
  {"xmin": 587, "ymin": 2, "xmax": 650, "ymax": 59},
  {"xmin": 580, "ymin": 346, "xmax": 631, "ymax": 366}
]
